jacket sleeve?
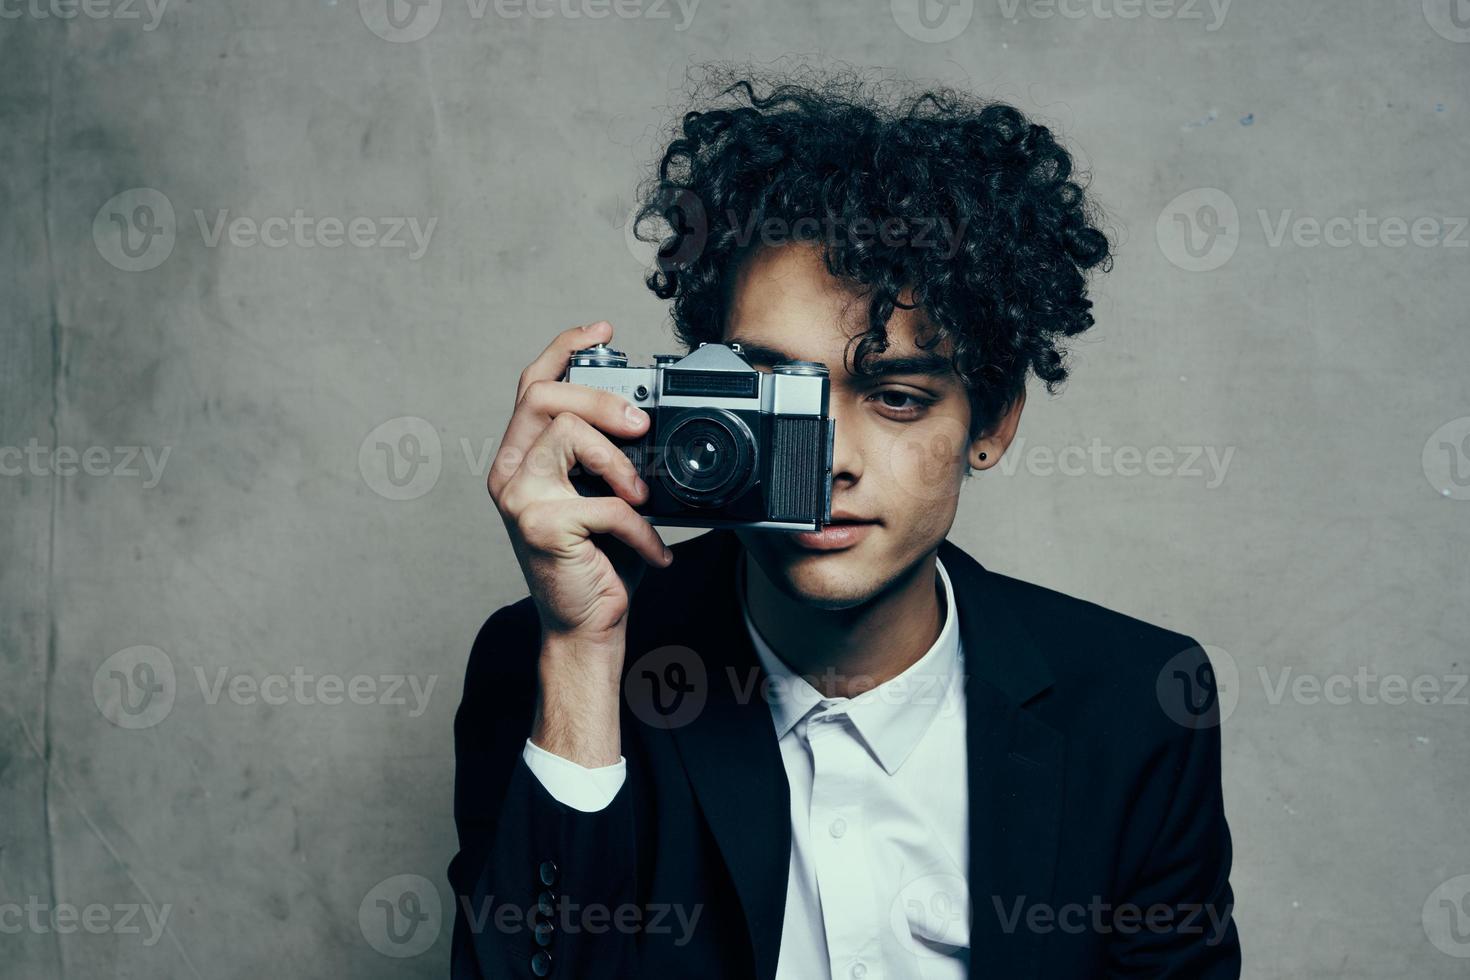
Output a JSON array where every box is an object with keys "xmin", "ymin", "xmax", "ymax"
[
  {"xmin": 447, "ymin": 603, "xmax": 640, "ymax": 979},
  {"xmin": 1108, "ymin": 640, "xmax": 1242, "ymax": 978}
]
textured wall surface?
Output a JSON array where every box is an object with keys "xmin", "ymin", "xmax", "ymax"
[{"xmin": 2, "ymin": 1, "xmax": 1467, "ymax": 977}]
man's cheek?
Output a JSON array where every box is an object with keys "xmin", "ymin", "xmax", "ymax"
[{"xmin": 876, "ymin": 419, "xmax": 969, "ymax": 507}]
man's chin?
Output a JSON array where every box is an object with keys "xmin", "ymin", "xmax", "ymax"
[{"xmin": 745, "ymin": 538, "xmax": 883, "ymax": 611}]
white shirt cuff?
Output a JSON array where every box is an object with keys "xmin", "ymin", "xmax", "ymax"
[{"xmin": 522, "ymin": 738, "xmax": 627, "ymax": 813}]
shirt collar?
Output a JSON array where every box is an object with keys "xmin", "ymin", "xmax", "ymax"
[{"xmin": 735, "ymin": 546, "xmax": 964, "ymax": 776}]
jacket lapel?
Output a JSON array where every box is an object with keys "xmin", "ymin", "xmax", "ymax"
[
  {"xmin": 938, "ymin": 539, "xmax": 1064, "ymax": 980},
  {"xmin": 629, "ymin": 529, "xmax": 790, "ymax": 980}
]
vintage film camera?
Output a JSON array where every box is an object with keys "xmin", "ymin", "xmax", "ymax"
[{"xmin": 563, "ymin": 341, "xmax": 835, "ymax": 531}]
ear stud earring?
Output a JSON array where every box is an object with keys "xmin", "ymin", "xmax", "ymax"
[{"xmin": 978, "ymin": 451, "xmax": 988, "ymax": 461}]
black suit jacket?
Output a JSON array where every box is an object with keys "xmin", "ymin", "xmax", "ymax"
[{"xmin": 449, "ymin": 528, "xmax": 1241, "ymax": 978}]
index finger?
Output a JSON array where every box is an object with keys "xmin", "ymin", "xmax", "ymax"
[{"xmin": 516, "ymin": 320, "xmax": 614, "ymax": 403}]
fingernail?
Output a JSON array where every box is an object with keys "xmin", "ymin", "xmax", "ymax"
[
  {"xmin": 581, "ymin": 321, "xmax": 597, "ymax": 331},
  {"xmin": 625, "ymin": 404, "xmax": 647, "ymax": 426},
  {"xmin": 662, "ymin": 548, "xmax": 673, "ymax": 564},
  {"xmin": 634, "ymin": 475, "xmax": 648, "ymax": 496}
]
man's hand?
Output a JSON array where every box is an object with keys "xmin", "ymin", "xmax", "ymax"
[{"xmin": 488, "ymin": 320, "xmax": 673, "ymax": 766}]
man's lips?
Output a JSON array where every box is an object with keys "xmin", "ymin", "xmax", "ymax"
[{"xmin": 789, "ymin": 520, "xmax": 878, "ymax": 551}]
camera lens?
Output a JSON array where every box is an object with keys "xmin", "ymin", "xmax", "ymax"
[
  {"xmin": 659, "ymin": 411, "xmax": 755, "ymax": 506},
  {"xmin": 668, "ymin": 419, "xmax": 735, "ymax": 492},
  {"xmin": 682, "ymin": 433, "xmax": 720, "ymax": 476}
]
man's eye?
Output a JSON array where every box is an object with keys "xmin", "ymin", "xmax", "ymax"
[{"xmin": 870, "ymin": 390, "xmax": 930, "ymax": 415}]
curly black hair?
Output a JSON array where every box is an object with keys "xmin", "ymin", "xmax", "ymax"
[{"xmin": 634, "ymin": 67, "xmax": 1113, "ymax": 461}]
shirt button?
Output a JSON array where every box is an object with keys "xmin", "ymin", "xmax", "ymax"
[
  {"xmin": 850, "ymin": 961, "xmax": 868, "ymax": 979},
  {"xmin": 538, "ymin": 860, "xmax": 559, "ymax": 886},
  {"xmin": 829, "ymin": 817, "xmax": 847, "ymax": 838},
  {"xmin": 530, "ymin": 950, "xmax": 553, "ymax": 976}
]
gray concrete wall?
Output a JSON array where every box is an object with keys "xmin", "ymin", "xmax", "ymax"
[{"xmin": 2, "ymin": 1, "xmax": 1466, "ymax": 976}]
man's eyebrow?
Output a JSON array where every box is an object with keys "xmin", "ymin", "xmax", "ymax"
[
  {"xmin": 729, "ymin": 339, "xmax": 955, "ymax": 379},
  {"xmin": 856, "ymin": 353, "xmax": 955, "ymax": 379}
]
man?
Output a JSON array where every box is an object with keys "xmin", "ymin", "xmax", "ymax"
[{"xmin": 449, "ymin": 73, "xmax": 1240, "ymax": 978}]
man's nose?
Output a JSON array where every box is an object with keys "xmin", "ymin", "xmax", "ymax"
[{"xmin": 827, "ymin": 408, "xmax": 862, "ymax": 483}]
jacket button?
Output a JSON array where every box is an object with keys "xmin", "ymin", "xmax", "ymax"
[
  {"xmin": 530, "ymin": 950, "xmax": 552, "ymax": 976},
  {"xmin": 538, "ymin": 860, "xmax": 559, "ymax": 886},
  {"xmin": 535, "ymin": 890, "xmax": 556, "ymax": 917}
]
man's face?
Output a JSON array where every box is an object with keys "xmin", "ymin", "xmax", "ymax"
[{"xmin": 725, "ymin": 243, "xmax": 983, "ymax": 611}]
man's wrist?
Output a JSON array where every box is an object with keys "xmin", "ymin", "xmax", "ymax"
[{"xmin": 532, "ymin": 633, "xmax": 624, "ymax": 767}]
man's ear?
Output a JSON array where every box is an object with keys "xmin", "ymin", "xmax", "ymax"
[{"xmin": 968, "ymin": 388, "xmax": 1026, "ymax": 471}]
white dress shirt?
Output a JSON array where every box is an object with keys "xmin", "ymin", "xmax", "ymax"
[{"xmin": 522, "ymin": 549, "xmax": 971, "ymax": 979}]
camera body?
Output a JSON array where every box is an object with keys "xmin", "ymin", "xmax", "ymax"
[{"xmin": 564, "ymin": 341, "xmax": 835, "ymax": 531}]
